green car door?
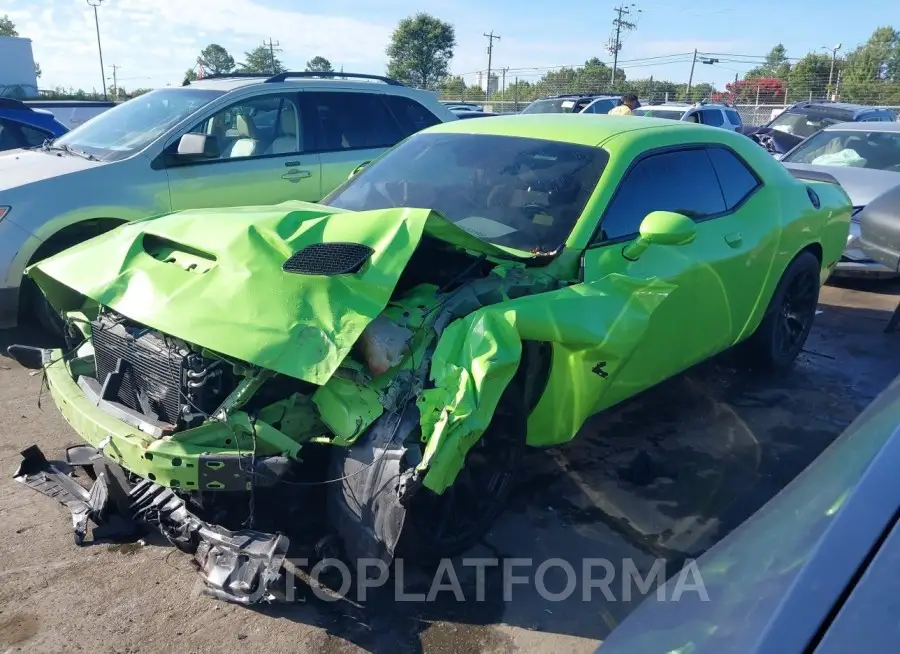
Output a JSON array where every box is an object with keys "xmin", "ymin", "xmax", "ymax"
[
  {"xmin": 165, "ymin": 92, "xmax": 323, "ymax": 210},
  {"xmin": 581, "ymin": 132, "xmax": 779, "ymax": 411}
]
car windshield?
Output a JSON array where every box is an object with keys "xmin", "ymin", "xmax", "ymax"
[
  {"xmin": 52, "ymin": 88, "xmax": 224, "ymax": 162},
  {"xmin": 767, "ymin": 111, "xmax": 845, "ymax": 138},
  {"xmin": 633, "ymin": 108, "xmax": 686, "ymax": 120},
  {"xmin": 521, "ymin": 98, "xmax": 582, "ymax": 114},
  {"xmin": 321, "ymin": 132, "xmax": 609, "ymax": 253},
  {"xmin": 783, "ymin": 130, "xmax": 900, "ymax": 171}
]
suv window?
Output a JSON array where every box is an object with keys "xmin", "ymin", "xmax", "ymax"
[
  {"xmin": 700, "ymin": 109, "xmax": 724, "ymax": 127},
  {"xmin": 706, "ymin": 147, "xmax": 760, "ymax": 208},
  {"xmin": 725, "ymin": 109, "xmax": 743, "ymax": 126},
  {"xmin": 597, "ymin": 148, "xmax": 726, "ymax": 242},
  {"xmin": 0, "ymin": 119, "xmax": 52, "ymax": 151},
  {"xmin": 19, "ymin": 123, "xmax": 52, "ymax": 147},
  {"xmin": 583, "ymin": 99, "xmax": 617, "ymax": 114},
  {"xmin": 185, "ymin": 93, "xmax": 304, "ymax": 159},
  {"xmin": 384, "ymin": 95, "xmax": 441, "ymax": 137},
  {"xmin": 307, "ymin": 92, "xmax": 403, "ymax": 151}
]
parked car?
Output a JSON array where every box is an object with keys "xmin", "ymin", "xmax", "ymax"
[
  {"xmin": 441, "ymin": 101, "xmax": 483, "ymax": 112},
  {"xmin": 452, "ymin": 110, "xmax": 498, "ymax": 119},
  {"xmin": 0, "ymin": 71, "xmax": 456, "ymax": 332},
  {"xmin": 11, "ymin": 114, "xmax": 849, "ymax": 605},
  {"xmin": 24, "ymin": 100, "xmax": 117, "ymax": 129},
  {"xmin": 743, "ymin": 100, "xmax": 896, "ymax": 155},
  {"xmin": 598, "ymin": 371, "xmax": 900, "ymax": 654},
  {"xmin": 633, "ymin": 101, "xmax": 744, "ymax": 131},
  {"xmin": 781, "ymin": 122, "xmax": 900, "ymax": 278},
  {"xmin": 520, "ymin": 93, "xmax": 622, "ymax": 115},
  {"xmin": 0, "ymin": 97, "xmax": 68, "ymax": 151},
  {"xmin": 859, "ymin": 183, "xmax": 900, "ymax": 278}
]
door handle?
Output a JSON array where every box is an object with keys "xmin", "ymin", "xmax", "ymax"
[
  {"xmin": 281, "ymin": 169, "xmax": 312, "ymax": 182},
  {"xmin": 724, "ymin": 232, "xmax": 743, "ymax": 248}
]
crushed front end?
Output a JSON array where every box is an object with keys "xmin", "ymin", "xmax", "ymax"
[{"xmin": 12, "ymin": 202, "xmax": 566, "ymax": 604}]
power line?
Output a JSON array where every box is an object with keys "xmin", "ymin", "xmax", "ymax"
[
  {"xmin": 262, "ymin": 38, "xmax": 282, "ymax": 74},
  {"xmin": 608, "ymin": 4, "xmax": 640, "ymax": 85},
  {"xmin": 484, "ymin": 31, "xmax": 501, "ymax": 100}
]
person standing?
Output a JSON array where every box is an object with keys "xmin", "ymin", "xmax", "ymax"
[{"xmin": 609, "ymin": 93, "xmax": 640, "ymax": 116}]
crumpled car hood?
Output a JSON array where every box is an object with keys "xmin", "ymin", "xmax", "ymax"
[{"xmin": 30, "ymin": 201, "xmax": 515, "ymax": 385}]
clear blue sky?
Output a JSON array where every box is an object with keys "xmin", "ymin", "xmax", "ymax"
[{"xmin": 4, "ymin": 0, "xmax": 890, "ymax": 91}]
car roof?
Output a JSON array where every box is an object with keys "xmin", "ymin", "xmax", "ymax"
[
  {"xmin": 425, "ymin": 113, "xmax": 696, "ymax": 146},
  {"xmin": 822, "ymin": 121, "xmax": 900, "ymax": 132}
]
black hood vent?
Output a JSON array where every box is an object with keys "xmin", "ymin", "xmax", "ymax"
[{"xmin": 282, "ymin": 242, "xmax": 374, "ymax": 276}]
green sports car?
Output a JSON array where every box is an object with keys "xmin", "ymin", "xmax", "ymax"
[{"xmin": 12, "ymin": 114, "xmax": 850, "ymax": 603}]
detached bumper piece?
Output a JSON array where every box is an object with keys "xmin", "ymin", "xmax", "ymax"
[
  {"xmin": 14, "ymin": 446, "xmax": 288, "ymax": 606},
  {"xmin": 13, "ymin": 445, "xmax": 138, "ymax": 545},
  {"xmin": 129, "ymin": 480, "xmax": 289, "ymax": 604}
]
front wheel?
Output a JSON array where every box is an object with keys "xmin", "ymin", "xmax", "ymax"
[
  {"xmin": 397, "ymin": 380, "xmax": 526, "ymax": 563},
  {"xmin": 740, "ymin": 251, "xmax": 821, "ymax": 371}
]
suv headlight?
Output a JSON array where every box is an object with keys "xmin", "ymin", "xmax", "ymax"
[{"xmin": 0, "ymin": 206, "xmax": 10, "ymax": 222}]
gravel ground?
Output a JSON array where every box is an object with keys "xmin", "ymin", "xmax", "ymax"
[{"xmin": 0, "ymin": 280, "xmax": 897, "ymax": 654}]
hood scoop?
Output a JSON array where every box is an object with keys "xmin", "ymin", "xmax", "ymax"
[{"xmin": 282, "ymin": 242, "xmax": 374, "ymax": 276}]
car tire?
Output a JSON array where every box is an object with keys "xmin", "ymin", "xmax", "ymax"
[
  {"xmin": 397, "ymin": 377, "xmax": 527, "ymax": 564},
  {"xmin": 740, "ymin": 250, "xmax": 821, "ymax": 371},
  {"xmin": 24, "ymin": 238, "xmax": 82, "ymax": 341}
]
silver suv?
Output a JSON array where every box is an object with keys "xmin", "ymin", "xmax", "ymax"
[
  {"xmin": 634, "ymin": 101, "xmax": 743, "ymax": 131},
  {"xmin": 0, "ymin": 72, "xmax": 456, "ymax": 331}
]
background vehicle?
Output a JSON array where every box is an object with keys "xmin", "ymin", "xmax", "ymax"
[
  {"xmin": 598, "ymin": 372, "xmax": 900, "ymax": 654},
  {"xmin": 24, "ymin": 100, "xmax": 117, "ymax": 130},
  {"xmin": 0, "ymin": 98, "xmax": 67, "ymax": 151},
  {"xmin": 452, "ymin": 110, "xmax": 498, "ymax": 119},
  {"xmin": 633, "ymin": 101, "xmax": 744, "ymax": 131},
  {"xmin": 0, "ymin": 71, "xmax": 456, "ymax": 331},
  {"xmin": 782, "ymin": 122, "xmax": 900, "ymax": 278},
  {"xmin": 520, "ymin": 93, "xmax": 622, "ymax": 114},
  {"xmin": 743, "ymin": 100, "xmax": 896, "ymax": 155},
  {"xmin": 860, "ymin": 184, "xmax": 900, "ymax": 281},
  {"xmin": 17, "ymin": 115, "xmax": 849, "ymax": 604},
  {"xmin": 441, "ymin": 101, "xmax": 483, "ymax": 112}
]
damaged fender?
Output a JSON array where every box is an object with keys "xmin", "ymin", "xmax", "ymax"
[{"xmin": 418, "ymin": 273, "xmax": 676, "ymax": 494}]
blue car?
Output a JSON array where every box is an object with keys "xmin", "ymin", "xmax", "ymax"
[{"xmin": 0, "ymin": 97, "xmax": 68, "ymax": 152}]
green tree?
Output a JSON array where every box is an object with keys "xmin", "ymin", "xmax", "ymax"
[
  {"xmin": 440, "ymin": 74, "xmax": 467, "ymax": 97},
  {"xmin": 840, "ymin": 26, "xmax": 900, "ymax": 103},
  {"xmin": 34, "ymin": 62, "xmax": 41, "ymax": 78},
  {"xmin": 747, "ymin": 44, "xmax": 791, "ymax": 79},
  {"xmin": 788, "ymin": 52, "xmax": 833, "ymax": 101},
  {"xmin": 197, "ymin": 43, "xmax": 235, "ymax": 76},
  {"xmin": 130, "ymin": 88, "xmax": 153, "ymax": 97},
  {"xmin": 305, "ymin": 56, "xmax": 334, "ymax": 73},
  {"xmin": 239, "ymin": 45, "xmax": 285, "ymax": 74},
  {"xmin": 0, "ymin": 14, "xmax": 18, "ymax": 36},
  {"xmin": 386, "ymin": 13, "xmax": 456, "ymax": 89},
  {"xmin": 183, "ymin": 68, "xmax": 198, "ymax": 83}
]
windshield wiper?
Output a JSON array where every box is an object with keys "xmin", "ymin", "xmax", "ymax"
[{"xmin": 41, "ymin": 140, "xmax": 98, "ymax": 161}]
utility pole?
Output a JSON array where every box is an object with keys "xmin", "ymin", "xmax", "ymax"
[
  {"xmin": 107, "ymin": 64, "xmax": 120, "ymax": 100},
  {"xmin": 686, "ymin": 49, "xmax": 697, "ymax": 99},
  {"xmin": 501, "ymin": 66, "xmax": 509, "ymax": 96},
  {"xmin": 609, "ymin": 4, "xmax": 638, "ymax": 87},
  {"xmin": 823, "ymin": 43, "xmax": 842, "ymax": 99},
  {"xmin": 86, "ymin": 0, "xmax": 107, "ymax": 100},
  {"xmin": 484, "ymin": 31, "xmax": 501, "ymax": 100},
  {"xmin": 263, "ymin": 38, "xmax": 281, "ymax": 74}
]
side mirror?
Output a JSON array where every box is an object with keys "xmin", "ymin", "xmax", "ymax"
[
  {"xmin": 622, "ymin": 211, "xmax": 697, "ymax": 260},
  {"xmin": 348, "ymin": 161, "xmax": 371, "ymax": 179},
  {"xmin": 170, "ymin": 133, "xmax": 220, "ymax": 164}
]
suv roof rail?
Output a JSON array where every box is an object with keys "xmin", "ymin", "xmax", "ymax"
[
  {"xmin": 264, "ymin": 71, "xmax": 404, "ymax": 86},
  {"xmin": 0, "ymin": 97, "xmax": 32, "ymax": 111},
  {"xmin": 182, "ymin": 73, "xmax": 271, "ymax": 86}
]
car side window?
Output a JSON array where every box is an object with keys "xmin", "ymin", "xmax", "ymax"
[
  {"xmin": 700, "ymin": 109, "xmax": 725, "ymax": 126},
  {"xmin": 307, "ymin": 92, "xmax": 403, "ymax": 151},
  {"xmin": 0, "ymin": 119, "xmax": 17, "ymax": 150},
  {"xmin": 383, "ymin": 95, "xmax": 441, "ymax": 137},
  {"xmin": 19, "ymin": 124, "xmax": 52, "ymax": 147},
  {"xmin": 725, "ymin": 109, "xmax": 743, "ymax": 126},
  {"xmin": 706, "ymin": 147, "xmax": 760, "ymax": 209},
  {"xmin": 596, "ymin": 148, "xmax": 726, "ymax": 242},
  {"xmin": 184, "ymin": 93, "xmax": 304, "ymax": 160}
]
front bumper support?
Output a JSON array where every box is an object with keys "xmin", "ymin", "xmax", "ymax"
[{"xmin": 14, "ymin": 446, "xmax": 289, "ymax": 605}]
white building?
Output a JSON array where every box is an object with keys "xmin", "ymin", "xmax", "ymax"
[{"xmin": 0, "ymin": 36, "xmax": 39, "ymax": 98}]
